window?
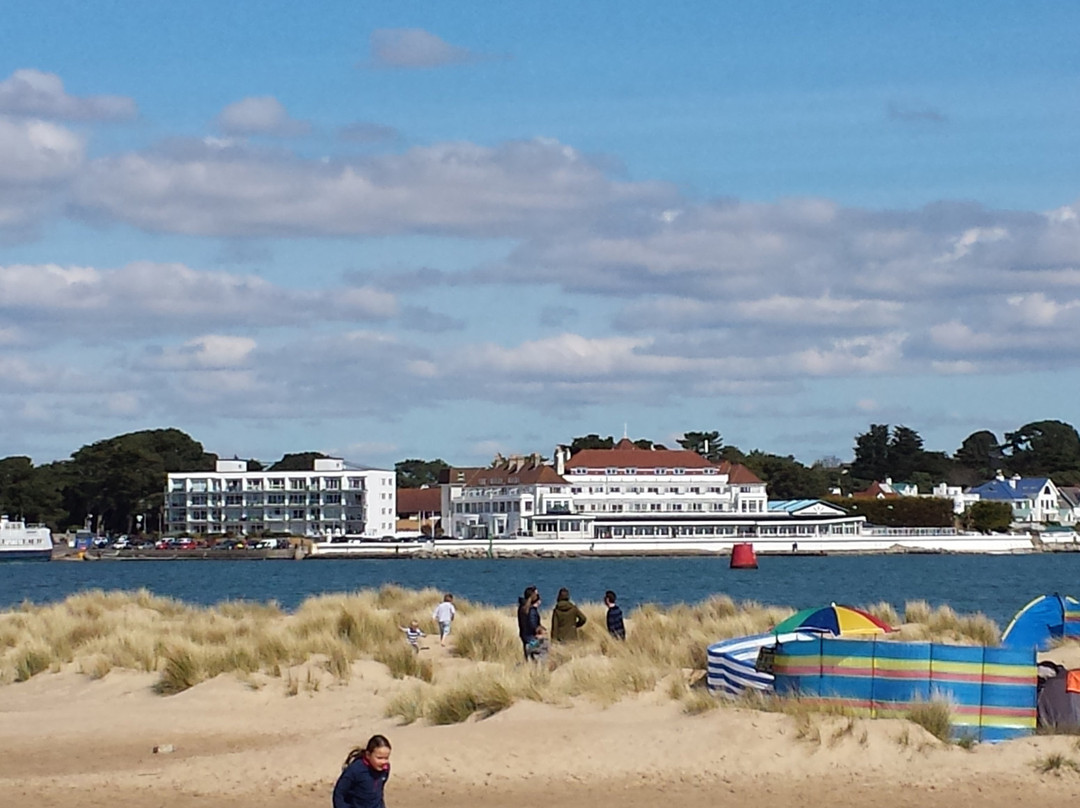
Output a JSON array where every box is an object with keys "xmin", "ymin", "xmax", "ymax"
[
  {"xmin": 290, "ymin": 478, "xmax": 306, "ymax": 490},
  {"xmin": 291, "ymin": 509, "xmax": 305, "ymax": 519},
  {"xmin": 268, "ymin": 478, "xmax": 285, "ymax": 490},
  {"xmin": 324, "ymin": 478, "xmax": 340, "ymax": 490},
  {"xmin": 674, "ymin": 468, "xmax": 685, "ymax": 474},
  {"xmin": 606, "ymin": 467, "xmax": 618, "ymax": 474}
]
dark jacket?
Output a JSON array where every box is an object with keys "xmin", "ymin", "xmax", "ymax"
[
  {"xmin": 551, "ymin": 598, "xmax": 587, "ymax": 642},
  {"xmin": 606, "ymin": 604, "xmax": 626, "ymax": 640},
  {"xmin": 518, "ymin": 601, "xmax": 541, "ymax": 642},
  {"xmin": 332, "ymin": 758, "xmax": 389, "ymax": 808}
]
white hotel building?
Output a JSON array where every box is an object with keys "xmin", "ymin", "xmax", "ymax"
[
  {"xmin": 165, "ymin": 458, "xmax": 396, "ymax": 539},
  {"xmin": 442, "ymin": 439, "xmax": 863, "ymax": 541}
]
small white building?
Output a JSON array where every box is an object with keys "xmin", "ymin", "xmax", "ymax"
[
  {"xmin": 165, "ymin": 458, "xmax": 395, "ymax": 539},
  {"xmin": 931, "ymin": 482, "xmax": 981, "ymax": 515}
]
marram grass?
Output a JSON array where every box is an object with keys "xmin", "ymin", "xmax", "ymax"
[{"xmin": 0, "ymin": 585, "xmax": 1004, "ymax": 730}]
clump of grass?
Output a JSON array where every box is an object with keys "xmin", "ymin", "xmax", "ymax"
[
  {"xmin": 682, "ymin": 689, "xmax": 719, "ymax": 715},
  {"xmin": 155, "ymin": 648, "xmax": 201, "ymax": 695},
  {"xmin": 425, "ymin": 676, "xmax": 515, "ymax": 725},
  {"xmin": 1035, "ymin": 753, "xmax": 1080, "ymax": 774},
  {"xmin": 452, "ymin": 613, "xmax": 519, "ymax": 663},
  {"xmin": 904, "ymin": 600, "xmax": 932, "ymax": 625},
  {"xmin": 14, "ymin": 644, "xmax": 51, "ymax": 682},
  {"xmin": 385, "ymin": 684, "xmax": 431, "ymax": 725},
  {"xmin": 904, "ymin": 698, "xmax": 952, "ymax": 742}
]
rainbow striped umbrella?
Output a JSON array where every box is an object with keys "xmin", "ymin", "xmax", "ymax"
[{"xmin": 772, "ymin": 603, "xmax": 893, "ymax": 636}]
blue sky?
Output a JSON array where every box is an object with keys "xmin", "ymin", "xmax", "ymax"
[{"xmin": 2, "ymin": 2, "xmax": 1080, "ymax": 469}]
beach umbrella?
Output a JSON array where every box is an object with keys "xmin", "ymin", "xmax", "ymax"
[{"xmin": 772, "ymin": 603, "xmax": 892, "ymax": 636}]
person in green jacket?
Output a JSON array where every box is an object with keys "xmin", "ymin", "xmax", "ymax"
[{"xmin": 550, "ymin": 587, "xmax": 587, "ymax": 642}]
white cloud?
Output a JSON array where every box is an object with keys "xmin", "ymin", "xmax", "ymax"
[
  {"xmin": 0, "ymin": 117, "xmax": 83, "ymax": 183},
  {"xmin": 71, "ymin": 138, "xmax": 671, "ymax": 237},
  {"xmin": 369, "ymin": 29, "xmax": 479, "ymax": 69},
  {"xmin": 150, "ymin": 334, "xmax": 258, "ymax": 370},
  {"xmin": 0, "ymin": 261, "xmax": 398, "ymax": 335},
  {"xmin": 216, "ymin": 96, "xmax": 310, "ymax": 137},
  {"xmin": 0, "ymin": 69, "xmax": 136, "ymax": 121}
]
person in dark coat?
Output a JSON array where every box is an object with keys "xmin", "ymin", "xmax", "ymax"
[
  {"xmin": 333, "ymin": 734, "xmax": 391, "ymax": 808},
  {"xmin": 604, "ymin": 590, "xmax": 626, "ymax": 640},
  {"xmin": 517, "ymin": 586, "xmax": 541, "ymax": 659},
  {"xmin": 550, "ymin": 587, "xmax": 587, "ymax": 642}
]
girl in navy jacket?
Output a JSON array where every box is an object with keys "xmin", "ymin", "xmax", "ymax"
[{"xmin": 333, "ymin": 735, "xmax": 391, "ymax": 808}]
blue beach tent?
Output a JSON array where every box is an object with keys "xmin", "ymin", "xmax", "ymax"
[{"xmin": 1001, "ymin": 594, "xmax": 1080, "ymax": 650}]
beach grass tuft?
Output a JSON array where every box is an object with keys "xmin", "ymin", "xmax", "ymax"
[{"xmin": 904, "ymin": 698, "xmax": 953, "ymax": 742}]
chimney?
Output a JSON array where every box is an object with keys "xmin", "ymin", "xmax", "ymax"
[
  {"xmin": 554, "ymin": 445, "xmax": 567, "ymax": 476},
  {"xmin": 1010, "ymin": 474, "xmax": 1020, "ymax": 489},
  {"xmin": 995, "ymin": 470, "xmax": 1005, "ymax": 482}
]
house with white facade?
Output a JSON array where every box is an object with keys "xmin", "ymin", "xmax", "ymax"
[
  {"xmin": 967, "ymin": 473, "xmax": 1073, "ymax": 527},
  {"xmin": 441, "ymin": 439, "xmax": 864, "ymax": 541},
  {"xmin": 931, "ymin": 482, "xmax": 982, "ymax": 515},
  {"xmin": 165, "ymin": 458, "xmax": 396, "ymax": 539}
]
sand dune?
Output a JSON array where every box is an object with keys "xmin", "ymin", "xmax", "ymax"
[{"xmin": 3, "ymin": 649, "xmax": 1080, "ymax": 808}]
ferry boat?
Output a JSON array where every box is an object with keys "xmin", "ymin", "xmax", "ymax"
[{"xmin": 0, "ymin": 515, "xmax": 54, "ymax": 561}]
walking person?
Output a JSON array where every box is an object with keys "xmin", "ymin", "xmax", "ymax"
[
  {"xmin": 333, "ymin": 734, "xmax": 392, "ymax": 808},
  {"xmin": 550, "ymin": 587, "xmax": 587, "ymax": 642},
  {"xmin": 432, "ymin": 593, "xmax": 456, "ymax": 647},
  {"xmin": 517, "ymin": 585, "xmax": 541, "ymax": 660},
  {"xmin": 604, "ymin": 590, "xmax": 626, "ymax": 640}
]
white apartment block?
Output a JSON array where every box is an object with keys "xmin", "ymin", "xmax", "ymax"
[
  {"xmin": 442, "ymin": 439, "xmax": 860, "ymax": 541},
  {"xmin": 165, "ymin": 458, "xmax": 396, "ymax": 539}
]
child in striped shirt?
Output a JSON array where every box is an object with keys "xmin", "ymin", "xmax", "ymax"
[{"xmin": 400, "ymin": 620, "xmax": 425, "ymax": 652}]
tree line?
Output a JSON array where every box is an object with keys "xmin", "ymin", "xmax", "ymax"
[{"xmin": 4, "ymin": 421, "xmax": 1078, "ymax": 533}]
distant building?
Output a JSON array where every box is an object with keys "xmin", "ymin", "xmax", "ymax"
[
  {"xmin": 165, "ymin": 458, "xmax": 395, "ymax": 538},
  {"xmin": 396, "ymin": 487, "xmax": 442, "ymax": 536},
  {"xmin": 930, "ymin": 482, "xmax": 981, "ymax": 515},
  {"xmin": 856, "ymin": 478, "xmax": 919, "ymax": 499},
  {"xmin": 967, "ymin": 473, "xmax": 1072, "ymax": 527},
  {"xmin": 440, "ymin": 438, "xmax": 863, "ymax": 540}
]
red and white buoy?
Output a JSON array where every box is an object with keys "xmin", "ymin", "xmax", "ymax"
[{"xmin": 730, "ymin": 542, "xmax": 758, "ymax": 570}]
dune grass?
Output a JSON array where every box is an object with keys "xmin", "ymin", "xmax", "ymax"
[{"xmin": 0, "ymin": 584, "xmax": 1008, "ymax": 732}]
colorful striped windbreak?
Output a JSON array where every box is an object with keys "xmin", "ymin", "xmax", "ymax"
[{"xmin": 772, "ymin": 637, "xmax": 1036, "ymax": 742}]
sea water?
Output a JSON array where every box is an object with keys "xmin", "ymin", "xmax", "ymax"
[{"xmin": 2, "ymin": 554, "xmax": 1079, "ymax": 627}]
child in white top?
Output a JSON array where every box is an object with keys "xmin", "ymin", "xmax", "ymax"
[
  {"xmin": 432, "ymin": 594, "xmax": 456, "ymax": 647},
  {"xmin": 400, "ymin": 620, "xmax": 425, "ymax": 652}
]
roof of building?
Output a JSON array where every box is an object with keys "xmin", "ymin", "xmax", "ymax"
[
  {"xmin": 721, "ymin": 461, "xmax": 765, "ymax": 485},
  {"xmin": 969, "ymin": 476, "xmax": 1054, "ymax": 501},
  {"xmin": 465, "ymin": 465, "xmax": 567, "ymax": 487},
  {"xmin": 396, "ymin": 487, "xmax": 441, "ymax": 515},
  {"xmin": 853, "ymin": 481, "xmax": 901, "ymax": 499}
]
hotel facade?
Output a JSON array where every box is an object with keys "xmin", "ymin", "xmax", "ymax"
[
  {"xmin": 165, "ymin": 458, "xmax": 396, "ymax": 539},
  {"xmin": 441, "ymin": 439, "xmax": 864, "ymax": 541}
]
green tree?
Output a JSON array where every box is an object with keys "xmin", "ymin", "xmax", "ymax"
[
  {"xmin": 267, "ymin": 452, "xmax": 328, "ymax": 471},
  {"xmin": 954, "ymin": 430, "xmax": 1004, "ymax": 480},
  {"xmin": 741, "ymin": 451, "xmax": 828, "ymax": 499},
  {"xmin": 677, "ymin": 430, "xmax": 723, "ymax": 462},
  {"xmin": 887, "ymin": 425, "xmax": 925, "ymax": 481},
  {"xmin": 68, "ymin": 429, "xmax": 215, "ymax": 534},
  {"xmin": 1004, "ymin": 420, "xmax": 1080, "ymax": 481},
  {"xmin": 569, "ymin": 434, "xmax": 615, "ymax": 454},
  {"xmin": 395, "ymin": 458, "xmax": 450, "ymax": 488},
  {"xmin": 964, "ymin": 501, "xmax": 1013, "ymax": 533},
  {"xmin": 851, "ymin": 424, "xmax": 891, "ymax": 482}
]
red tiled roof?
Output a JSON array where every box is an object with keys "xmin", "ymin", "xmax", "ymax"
[
  {"xmin": 566, "ymin": 438, "xmax": 718, "ymax": 470},
  {"xmin": 721, "ymin": 461, "xmax": 765, "ymax": 485},
  {"xmin": 465, "ymin": 465, "xmax": 566, "ymax": 487},
  {"xmin": 396, "ymin": 487, "xmax": 441, "ymax": 515}
]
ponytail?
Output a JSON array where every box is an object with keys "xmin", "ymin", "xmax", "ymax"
[{"xmin": 342, "ymin": 734, "xmax": 392, "ymax": 770}]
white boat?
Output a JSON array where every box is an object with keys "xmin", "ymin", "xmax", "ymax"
[{"xmin": 0, "ymin": 515, "xmax": 53, "ymax": 561}]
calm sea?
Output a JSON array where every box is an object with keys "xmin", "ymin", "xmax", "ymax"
[{"xmin": 2, "ymin": 554, "xmax": 1079, "ymax": 627}]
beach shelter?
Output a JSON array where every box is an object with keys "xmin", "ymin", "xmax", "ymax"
[
  {"xmin": 772, "ymin": 603, "xmax": 893, "ymax": 637},
  {"xmin": 1001, "ymin": 594, "xmax": 1080, "ymax": 651},
  {"xmin": 706, "ymin": 630, "xmax": 820, "ymax": 698}
]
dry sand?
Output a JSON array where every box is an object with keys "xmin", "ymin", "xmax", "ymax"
[{"xmin": 4, "ymin": 645, "xmax": 1080, "ymax": 807}]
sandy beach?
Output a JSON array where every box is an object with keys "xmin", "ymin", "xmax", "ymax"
[{"xmin": 4, "ymin": 640, "xmax": 1080, "ymax": 808}]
